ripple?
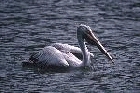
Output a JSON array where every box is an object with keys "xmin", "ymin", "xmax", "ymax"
[{"xmin": 0, "ymin": 0, "xmax": 140, "ymax": 92}]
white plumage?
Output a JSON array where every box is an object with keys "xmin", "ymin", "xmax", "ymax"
[{"xmin": 27, "ymin": 24, "xmax": 113, "ymax": 68}]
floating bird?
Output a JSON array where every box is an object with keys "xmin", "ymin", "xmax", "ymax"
[{"xmin": 25, "ymin": 24, "xmax": 113, "ymax": 68}]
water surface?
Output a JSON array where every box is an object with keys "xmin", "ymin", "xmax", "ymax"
[{"xmin": 0, "ymin": 0, "xmax": 140, "ymax": 92}]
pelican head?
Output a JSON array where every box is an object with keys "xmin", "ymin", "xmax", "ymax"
[{"xmin": 77, "ymin": 24, "xmax": 113, "ymax": 61}]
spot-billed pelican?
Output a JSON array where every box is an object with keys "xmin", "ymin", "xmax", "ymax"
[{"xmin": 25, "ymin": 24, "xmax": 113, "ymax": 67}]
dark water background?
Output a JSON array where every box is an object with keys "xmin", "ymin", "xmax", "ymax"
[{"xmin": 0, "ymin": 0, "xmax": 140, "ymax": 92}]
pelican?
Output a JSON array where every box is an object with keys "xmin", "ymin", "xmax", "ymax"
[{"xmin": 26, "ymin": 24, "xmax": 113, "ymax": 68}]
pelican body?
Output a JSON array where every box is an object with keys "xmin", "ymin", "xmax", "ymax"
[{"xmin": 26, "ymin": 24, "xmax": 112, "ymax": 68}]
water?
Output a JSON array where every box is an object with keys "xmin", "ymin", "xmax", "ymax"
[{"xmin": 0, "ymin": 0, "xmax": 140, "ymax": 92}]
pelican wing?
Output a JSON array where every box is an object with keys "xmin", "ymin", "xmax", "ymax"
[
  {"xmin": 52, "ymin": 43, "xmax": 94, "ymax": 59},
  {"xmin": 29, "ymin": 46, "xmax": 69, "ymax": 67},
  {"xmin": 62, "ymin": 52, "xmax": 83, "ymax": 67},
  {"xmin": 52, "ymin": 43, "xmax": 81, "ymax": 53}
]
